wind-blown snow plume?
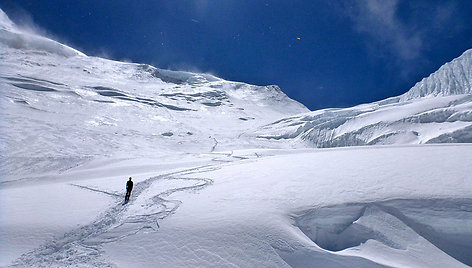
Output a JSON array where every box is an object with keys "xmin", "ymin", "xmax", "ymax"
[
  {"xmin": 0, "ymin": 8, "xmax": 307, "ymax": 180},
  {"xmin": 0, "ymin": 8, "xmax": 84, "ymax": 57}
]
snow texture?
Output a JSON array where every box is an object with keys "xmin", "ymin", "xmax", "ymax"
[
  {"xmin": 1, "ymin": 8, "xmax": 472, "ymax": 268},
  {"xmin": 401, "ymin": 49, "xmax": 472, "ymax": 100},
  {"xmin": 254, "ymin": 48, "xmax": 472, "ymax": 148}
]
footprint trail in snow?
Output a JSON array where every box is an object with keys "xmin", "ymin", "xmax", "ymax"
[{"xmin": 9, "ymin": 165, "xmax": 217, "ymax": 268}]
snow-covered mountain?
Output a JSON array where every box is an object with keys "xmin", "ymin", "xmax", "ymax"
[
  {"xmin": 401, "ymin": 49, "xmax": 471, "ymax": 100},
  {"xmin": 254, "ymin": 49, "xmax": 472, "ymax": 148},
  {"xmin": 1, "ymin": 8, "xmax": 471, "ymax": 268},
  {"xmin": 0, "ymin": 9, "xmax": 307, "ymax": 180}
]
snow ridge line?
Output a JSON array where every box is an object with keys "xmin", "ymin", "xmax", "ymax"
[{"xmin": 9, "ymin": 164, "xmax": 219, "ymax": 268}]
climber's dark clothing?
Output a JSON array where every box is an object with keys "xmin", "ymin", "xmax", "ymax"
[{"xmin": 125, "ymin": 178, "xmax": 133, "ymax": 202}]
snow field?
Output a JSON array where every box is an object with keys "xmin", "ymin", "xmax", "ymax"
[
  {"xmin": 68, "ymin": 145, "xmax": 472, "ymax": 267},
  {"xmin": 2, "ymin": 143, "xmax": 471, "ymax": 267},
  {"xmin": 0, "ymin": 183, "xmax": 114, "ymax": 266}
]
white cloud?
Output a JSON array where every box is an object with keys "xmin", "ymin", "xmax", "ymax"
[{"xmin": 346, "ymin": 0, "xmax": 423, "ymax": 61}]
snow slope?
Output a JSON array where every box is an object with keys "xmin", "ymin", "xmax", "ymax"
[
  {"xmin": 1, "ymin": 8, "xmax": 472, "ymax": 268},
  {"xmin": 0, "ymin": 8, "xmax": 307, "ymax": 182},
  {"xmin": 401, "ymin": 49, "xmax": 472, "ymax": 100},
  {"xmin": 254, "ymin": 49, "xmax": 472, "ymax": 148},
  {"xmin": 0, "ymin": 9, "xmax": 84, "ymax": 57}
]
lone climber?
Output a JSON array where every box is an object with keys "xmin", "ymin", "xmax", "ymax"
[{"xmin": 125, "ymin": 177, "xmax": 133, "ymax": 202}]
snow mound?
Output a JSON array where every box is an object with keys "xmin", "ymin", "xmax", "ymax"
[
  {"xmin": 137, "ymin": 64, "xmax": 220, "ymax": 85},
  {"xmin": 294, "ymin": 198, "xmax": 472, "ymax": 267}
]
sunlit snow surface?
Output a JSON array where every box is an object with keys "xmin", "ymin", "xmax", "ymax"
[
  {"xmin": 254, "ymin": 49, "xmax": 472, "ymax": 148},
  {"xmin": 1, "ymin": 8, "xmax": 472, "ymax": 268},
  {"xmin": 2, "ymin": 146, "xmax": 471, "ymax": 267},
  {"xmin": 0, "ymin": 25, "xmax": 306, "ymax": 180}
]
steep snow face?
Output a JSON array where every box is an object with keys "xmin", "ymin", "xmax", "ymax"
[
  {"xmin": 0, "ymin": 9, "xmax": 308, "ymax": 181},
  {"xmin": 255, "ymin": 49, "xmax": 472, "ymax": 148},
  {"xmin": 0, "ymin": 8, "xmax": 14, "ymax": 30},
  {"xmin": 0, "ymin": 9, "xmax": 84, "ymax": 57},
  {"xmin": 401, "ymin": 49, "xmax": 472, "ymax": 100}
]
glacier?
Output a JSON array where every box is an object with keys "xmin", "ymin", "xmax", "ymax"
[
  {"xmin": 1, "ymin": 8, "xmax": 471, "ymax": 268},
  {"xmin": 254, "ymin": 48, "xmax": 472, "ymax": 148}
]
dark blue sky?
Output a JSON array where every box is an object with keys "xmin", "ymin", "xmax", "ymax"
[{"xmin": 2, "ymin": 0, "xmax": 472, "ymax": 110}]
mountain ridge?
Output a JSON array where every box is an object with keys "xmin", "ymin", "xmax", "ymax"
[
  {"xmin": 254, "ymin": 48, "xmax": 472, "ymax": 148},
  {"xmin": 400, "ymin": 48, "xmax": 472, "ymax": 100},
  {"xmin": 0, "ymin": 8, "xmax": 308, "ymax": 179},
  {"xmin": 1, "ymin": 7, "xmax": 471, "ymax": 177}
]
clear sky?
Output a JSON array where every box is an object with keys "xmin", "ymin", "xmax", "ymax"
[{"xmin": 1, "ymin": 0, "xmax": 472, "ymax": 110}]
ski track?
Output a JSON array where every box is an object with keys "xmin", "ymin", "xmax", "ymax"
[
  {"xmin": 8, "ymin": 164, "xmax": 219, "ymax": 268},
  {"xmin": 69, "ymin": 184, "xmax": 122, "ymax": 198}
]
